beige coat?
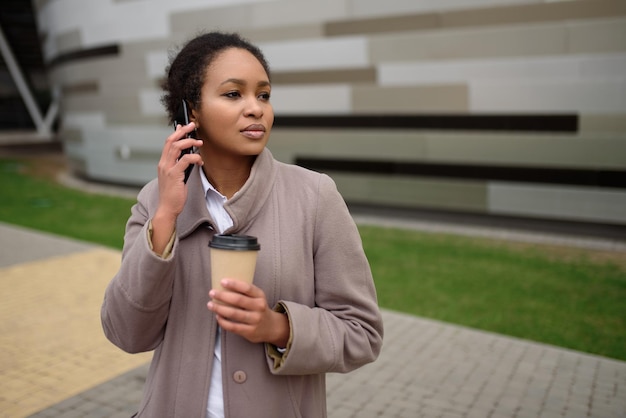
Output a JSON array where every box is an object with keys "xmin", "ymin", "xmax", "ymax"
[{"xmin": 101, "ymin": 148, "xmax": 383, "ymax": 417}]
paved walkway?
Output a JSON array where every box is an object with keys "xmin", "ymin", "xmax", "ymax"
[{"xmin": 1, "ymin": 221, "xmax": 625, "ymax": 418}]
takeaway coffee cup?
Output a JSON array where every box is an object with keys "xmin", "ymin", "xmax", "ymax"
[{"xmin": 209, "ymin": 234, "xmax": 261, "ymax": 293}]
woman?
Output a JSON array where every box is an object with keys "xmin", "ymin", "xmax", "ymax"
[{"xmin": 101, "ymin": 31, "xmax": 383, "ymax": 418}]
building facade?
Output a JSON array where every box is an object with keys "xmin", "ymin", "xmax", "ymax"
[{"xmin": 32, "ymin": 0, "xmax": 626, "ymax": 226}]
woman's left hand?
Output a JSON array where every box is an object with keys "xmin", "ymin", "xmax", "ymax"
[{"xmin": 207, "ymin": 279, "xmax": 289, "ymax": 347}]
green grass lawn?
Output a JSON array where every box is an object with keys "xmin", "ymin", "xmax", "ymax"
[
  {"xmin": 0, "ymin": 158, "xmax": 133, "ymax": 249},
  {"xmin": 359, "ymin": 226, "xmax": 626, "ymax": 361},
  {"xmin": 2, "ymin": 157, "xmax": 625, "ymax": 361}
]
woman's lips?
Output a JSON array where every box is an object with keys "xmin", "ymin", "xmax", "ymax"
[{"xmin": 241, "ymin": 124, "xmax": 266, "ymax": 139}]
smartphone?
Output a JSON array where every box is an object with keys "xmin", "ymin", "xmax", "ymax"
[{"xmin": 173, "ymin": 99, "xmax": 195, "ymax": 183}]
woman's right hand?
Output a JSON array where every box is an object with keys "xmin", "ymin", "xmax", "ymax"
[{"xmin": 151, "ymin": 123, "xmax": 203, "ymax": 255}]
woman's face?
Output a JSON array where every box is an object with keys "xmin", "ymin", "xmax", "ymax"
[{"xmin": 191, "ymin": 47, "xmax": 273, "ymax": 161}]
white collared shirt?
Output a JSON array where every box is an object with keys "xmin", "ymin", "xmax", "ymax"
[{"xmin": 200, "ymin": 169, "xmax": 233, "ymax": 418}]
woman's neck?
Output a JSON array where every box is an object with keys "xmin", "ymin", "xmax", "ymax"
[{"xmin": 201, "ymin": 154, "xmax": 256, "ymax": 199}]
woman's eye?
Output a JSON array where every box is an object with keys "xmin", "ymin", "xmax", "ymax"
[
  {"xmin": 259, "ymin": 92, "xmax": 271, "ymax": 101},
  {"xmin": 224, "ymin": 91, "xmax": 241, "ymax": 98}
]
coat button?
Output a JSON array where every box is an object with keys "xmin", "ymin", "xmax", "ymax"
[{"xmin": 233, "ymin": 370, "xmax": 247, "ymax": 383}]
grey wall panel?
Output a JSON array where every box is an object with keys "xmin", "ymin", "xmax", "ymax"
[
  {"xmin": 424, "ymin": 132, "xmax": 626, "ymax": 170},
  {"xmin": 55, "ymin": 30, "xmax": 82, "ymax": 54},
  {"xmin": 329, "ymin": 173, "xmax": 488, "ymax": 212},
  {"xmin": 488, "ymin": 182, "xmax": 626, "ymax": 224},
  {"xmin": 270, "ymin": 129, "xmax": 626, "ymax": 170},
  {"xmin": 567, "ymin": 18, "xmax": 626, "ymax": 54}
]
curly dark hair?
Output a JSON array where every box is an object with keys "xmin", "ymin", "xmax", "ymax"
[{"xmin": 160, "ymin": 31, "xmax": 271, "ymax": 125}]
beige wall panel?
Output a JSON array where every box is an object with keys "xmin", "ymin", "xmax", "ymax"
[
  {"xmin": 62, "ymin": 82, "xmax": 99, "ymax": 95},
  {"xmin": 170, "ymin": 5, "xmax": 253, "ymax": 35},
  {"xmin": 330, "ymin": 0, "xmax": 626, "ymax": 37},
  {"xmin": 240, "ymin": 24, "xmax": 325, "ymax": 43},
  {"xmin": 352, "ymin": 85, "xmax": 469, "ymax": 113},
  {"xmin": 325, "ymin": 14, "xmax": 440, "ymax": 36},
  {"xmin": 108, "ymin": 112, "xmax": 168, "ymax": 127},
  {"xmin": 348, "ymin": 0, "xmax": 545, "ymax": 19},
  {"xmin": 567, "ymin": 18, "xmax": 626, "ymax": 54},
  {"xmin": 369, "ymin": 24, "xmax": 568, "ymax": 62},
  {"xmin": 272, "ymin": 68, "xmax": 376, "ymax": 85},
  {"xmin": 328, "ymin": 173, "xmax": 488, "ymax": 212},
  {"xmin": 579, "ymin": 115, "xmax": 626, "ymax": 133},
  {"xmin": 121, "ymin": 39, "xmax": 172, "ymax": 59},
  {"xmin": 62, "ymin": 95, "xmax": 102, "ymax": 113},
  {"xmin": 50, "ymin": 57, "xmax": 129, "ymax": 87},
  {"xmin": 52, "ymin": 49, "xmax": 158, "ymax": 96},
  {"xmin": 442, "ymin": 0, "xmax": 626, "ymax": 29},
  {"xmin": 488, "ymin": 182, "xmax": 626, "ymax": 225}
]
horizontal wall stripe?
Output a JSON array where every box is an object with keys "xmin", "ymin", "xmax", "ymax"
[
  {"xmin": 47, "ymin": 44, "xmax": 120, "ymax": 68},
  {"xmin": 273, "ymin": 114, "xmax": 578, "ymax": 132},
  {"xmin": 326, "ymin": 0, "xmax": 626, "ymax": 36},
  {"xmin": 295, "ymin": 157, "xmax": 626, "ymax": 189}
]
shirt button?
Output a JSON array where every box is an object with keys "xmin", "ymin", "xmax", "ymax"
[{"xmin": 233, "ymin": 370, "xmax": 247, "ymax": 383}]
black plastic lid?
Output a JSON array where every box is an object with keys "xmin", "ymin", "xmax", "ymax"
[{"xmin": 208, "ymin": 234, "xmax": 260, "ymax": 251}]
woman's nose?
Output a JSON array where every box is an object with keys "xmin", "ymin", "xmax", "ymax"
[{"xmin": 244, "ymin": 97, "xmax": 263, "ymax": 118}]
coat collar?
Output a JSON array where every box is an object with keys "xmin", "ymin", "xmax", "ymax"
[{"xmin": 176, "ymin": 148, "xmax": 277, "ymax": 239}]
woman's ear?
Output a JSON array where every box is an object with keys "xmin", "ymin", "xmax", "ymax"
[{"xmin": 188, "ymin": 106, "xmax": 199, "ymax": 129}]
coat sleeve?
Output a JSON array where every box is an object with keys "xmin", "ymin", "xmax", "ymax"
[
  {"xmin": 269, "ymin": 174, "xmax": 384, "ymax": 374},
  {"xmin": 101, "ymin": 182, "xmax": 177, "ymax": 353}
]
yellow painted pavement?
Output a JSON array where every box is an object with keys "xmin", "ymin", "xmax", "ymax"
[{"xmin": 0, "ymin": 248, "xmax": 152, "ymax": 418}]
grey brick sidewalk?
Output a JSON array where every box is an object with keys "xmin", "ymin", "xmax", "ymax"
[
  {"xmin": 28, "ymin": 310, "xmax": 626, "ymax": 418},
  {"xmin": 4, "ymin": 209, "xmax": 625, "ymax": 418}
]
